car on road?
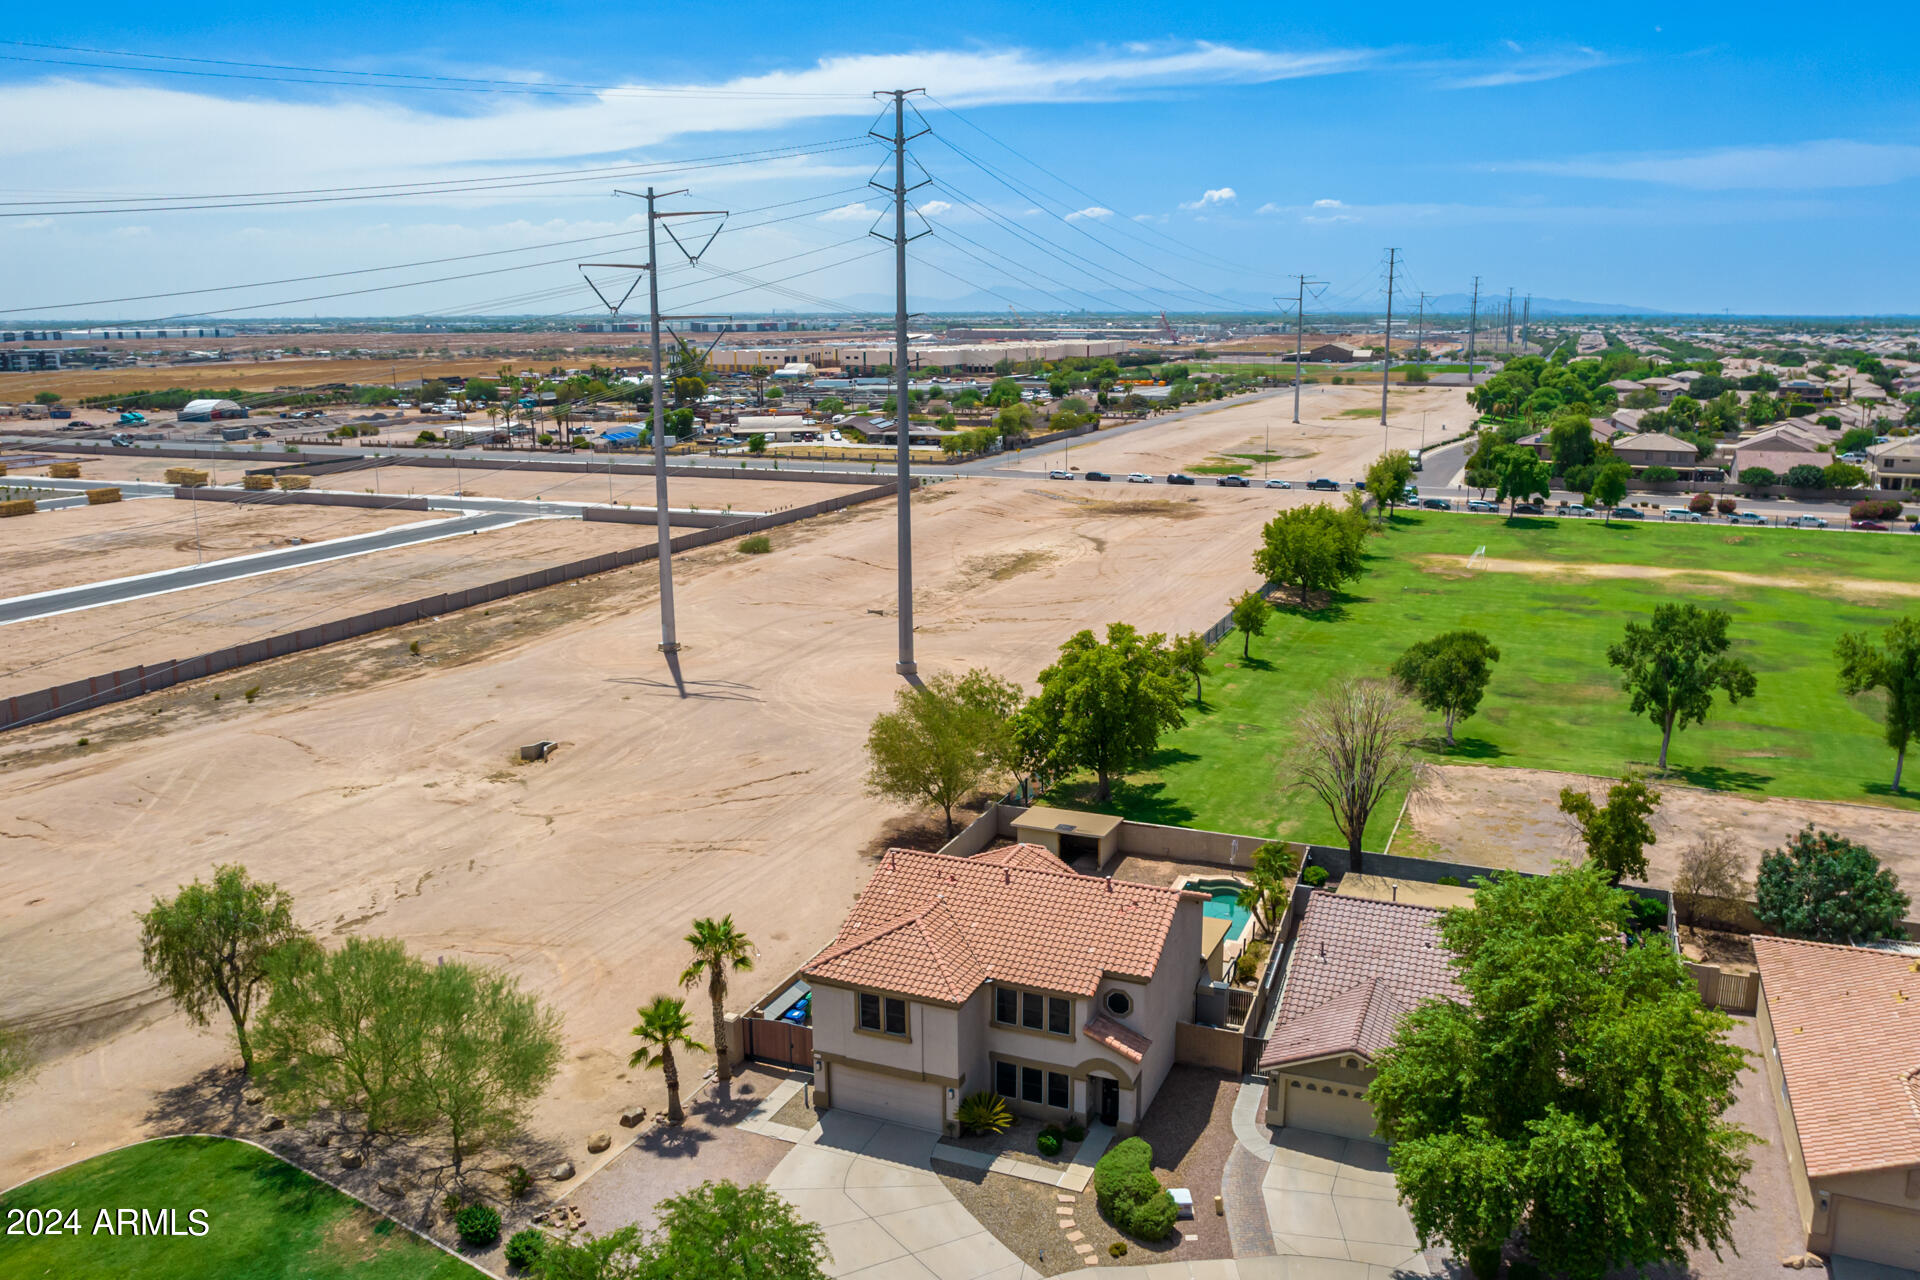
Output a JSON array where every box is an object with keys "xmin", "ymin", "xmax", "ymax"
[
  {"xmin": 1216, "ymin": 474, "xmax": 1250, "ymax": 487},
  {"xmin": 1664, "ymin": 507, "xmax": 1705, "ymax": 522},
  {"xmin": 1048, "ymin": 469, "xmax": 1073, "ymax": 480},
  {"xmin": 1421, "ymin": 497, "xmax": 1451, "ymax": 511},
  {"xmin": 1084, "ymin": 471, "xmax": 1111, "ymax": 482},
  {"xmin": 828, "ymin": 430, "xmax": 843, "ymax": 440},
  {"xmin": 1562, "ymin": 504, "xmax": 1594, "ymax": 517},
  {"xmin": 1512, "ymin": 502, "xmax": 1546, "ymax": 516},
  {"xmin": 1166, "ymin": 473, "xmax": 1195, "ymax": 485},
  {"xmin": 1265, "ymin": 478, "xmax": 1290, "ymax": 489},
  {"xmin": 1791, "ymin": 515, "xmax": 1829, "ymax": 528},
  {"xmin": 1727, "ymin": 511, "xmax": 1766, "ymax": 525},
  {"xmin": 1306, "ymin": 477, "xmax": 1340, "ymax": 491},
  {"xmin": 1611, "ymin": 507, "xmax": 1644, "ymax": 520},
  {"xmin": 1853, "ymin": 520, "xmax": 1890, "ymax": 531},
  {"xmin": 1467, "ymin": 499, "xmax": 1498, "ymax": 512},
  {"xmin": 108, "ymin": 433, "xmax": 132, "ymax": 447},
  {"xmin": 1127, "ymin": 472, "xmax": 1153, "ymax": 484}
]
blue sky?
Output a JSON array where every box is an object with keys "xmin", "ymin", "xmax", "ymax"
[{"xmin": 4, "ymin": 3, "xmax": 1917, "ymax": 319}]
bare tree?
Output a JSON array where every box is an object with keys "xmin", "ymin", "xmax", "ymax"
[
  {"xmin": 1288, "ymin": 678, "xmax": 1428, "ymax": 873},
  {"xmin": 1672, "ymin": 833, "xmax": 1748, "ymax": 937}
]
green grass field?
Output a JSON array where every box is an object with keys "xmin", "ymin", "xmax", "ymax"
[
  {"xmin": 0, "ymin": 1137, "xmax": 482, "ymax": 1280},
  {"xmin": 1047, "ymin": 514, "xmax": 1920, "ymax": 847}
]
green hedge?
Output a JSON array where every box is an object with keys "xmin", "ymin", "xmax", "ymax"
[{"xmin": 1092, "ymin": 1137, "xmax": 1177, "ymax": 1241}]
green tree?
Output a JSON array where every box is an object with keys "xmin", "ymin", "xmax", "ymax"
[
  {"xmin": 992, "ymin": 401, "xmax": 1034, "ymax": 442},
  {"xmin": 1168, "ymin": 631, "xmax": 1209, "ymax": 706},
  {"xmin": 746, "ymin": 433, "xmax": 766, "ymax": 454},
  {"xmin": 1495, "ymin": 448, "xmax": 1552, "ymax": 516},
  {"xmin": 1606, "ymin": 604, "xmax": 1758, "ymax": 771},
  {"xmin": 1371, "ymin": 866, "xmax": 1754, "ymax": 1280},
  {"xmin": 1365, "ymin": 449, "xmax": 1415, "ymax": 516},
  {"xmin": 1236, "ymin": 841, "xmax": 1300, "ymax": 938},
  {"xmin": 1546, "ymin": 414, "xmax": 1596, "ymax": 473},
  {"xmin": 1823, "ymin": 460, "xmax": 1868, "ymax": 489},
  {"xmin": 985, "ymin": 378, "xmax": 1022, "ymax": 408},
  {"xmin": 1783, "ymin": 462, "xmax": 1825, "ymax": 489},
  {"xmin": 1557, "ymin": 775, "xmax": 1661, "ymax": 884},
  {"xmin": 1289, "ymin": 678, "xmax": 1426, "ymax": 869},
  {"xmin": 1463, "ymin": 431, "xmax": 1505, "ymax": 494},
  {"xmin": 680, "ymin": 918, "xmax": 754, "ymax": 1086},
  {"xmin": 639, "ymin": 1181, "xmax": 829, "ymax": 1280},
  {"xmin": 531, "ymin": 1225, "xmax": 650, "ymax": 1280},
  {"xmin": 1014, "ymin": 623, "xmax": 1187, "ymax": 802},
  {"xmin": 630, "ymin": 996, "xmax": 707, "ymax": 1126},
  {"xmin": 1587, "ymin": 460, "xmax": 1629, "ymax": 521},
  {"xmin": 33, "ymin": 390, "xmax": 62, "ymax": 405},
  {"xmin": 1838, "ymin": 426, "xmax": 1877, "ymax": 454},
  {"xmin": 1230, "ymin": 588, "xmax": 1270, "ymax": 658},
  {"xmin": 1737, "ymin": 466, "xmax": 1778, "ymax": 490},
  {"xmin": 1755, "ymin": 826, "xmax": 1910, "ymax": 944},
  {"xmin": 1390, "ymin": 630, "xmax": 1501, "ymax": 747},
  {"xmin": 412, "ymin": 960, "xmax": 564, "ymax": 1176},
  {"xmin": 864, "ymin": 668, "xmax": 1022, "ymax": 835},
  {"xmin": 1836, "ymin": 617, "xmax": 1920, "ymax": 791},
  {"xmin": 1253, "ymin": 503, "xmax": 1369, "ymax": 605},
  {"xmin": 137, "ymin": 865, "xmax": 308, "ymax": 1075},
  {"xmin": 254, "ymin": 936, "xmax": 429, "ymax": 1132}
]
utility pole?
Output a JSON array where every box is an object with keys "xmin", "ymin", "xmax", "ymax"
[
  {"xmin": 1467, "ymin": 277, "xmax": 1481, "ymax": 385},
  {"xmin": 1504, "ymin": 287, "xmax": 1515, "ymax": 350},
  {"xmin": 871, "ymin": 88, "xmax": 928, "ymax": 677},
  {"xmin": 1287, "ymin": 274, "xmax": 1324, "ymax": 424},
  {"xmin": 1380, "ymin": 248, "xmax": 1399, "ymax": 436},
  {"xmin": 1415, "ymin": 291, "xmax": 1429, "ymax": 373},
  {"xmin": 1521, "ymin": 294, "xmax": 1532, "ymax": 354}
]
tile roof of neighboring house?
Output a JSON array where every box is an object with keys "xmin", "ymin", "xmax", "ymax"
[
  {"xmin": 971, "ymin": 843, "xmax": 1074, "ymax": 874},
  {"xmin": 1083, "ymin": 1013, "xmax": 1151, "ymax": 1063},
  {"xmin": 1608, "ymin": 408, "xmax": 1649, "ymax": 431},
  {"xmin": 1589, "ymin": 418, "xmax": 1626, "ymax": 440},
  {"xmin": 1870, "ymin": 438, "xmax": 1920, "ymax": 464},
  {"xmin": 1606, "ymin": 379, "xmax": 1646, "ymax": 392},
  {"xmin": 1753, "ymin": 936, "xmax": 1920, "ymax": 1179},
  {"xmin": 1740, "ymin": 422, "xmax": 1825, "ymax": 452},
  {"xmin": 1614, "ymin": 432, "xmax": 1700, "ymax": 456},
  {"xmin": 1258, "ymin": 893, "xmax": 1463, "ymax": 1071},
  {"xmin": 805, "ymin": 846, "xmax": 1193, "ymax": 1004},
  {"xmin": 1738, "ymin": 451, "xmax": 1828, "ymax": 479}
]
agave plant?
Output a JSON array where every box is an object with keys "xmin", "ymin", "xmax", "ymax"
[{"xmin": 956, "ymin": 1090, "xmax": 1013, "ymax": 1137}]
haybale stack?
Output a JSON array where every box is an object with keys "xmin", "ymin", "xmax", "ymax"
[
  {"xmin": 0, "ymin": 499, "xmax": 36, "ymax": 518},
  {"xmin": 48, "ymin": 461, "xmax": 82, "ymax": 479},
  {"xmin": 275, "ymin": 475, "xmax": 312, "ymax": 491},
  {"xmin": 85, "ymin": 487, "xmax": 123, "ymax": 505},
  {"xmin": 165, "ymin": 467, "xmax": 211, "ymax": 487}
]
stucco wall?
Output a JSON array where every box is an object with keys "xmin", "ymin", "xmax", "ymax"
[{"xmin": 810, "ymin": 982, "xmax": 960, "ymax": 1085}]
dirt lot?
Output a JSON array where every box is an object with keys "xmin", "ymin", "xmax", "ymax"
[
  {"xmin": 291, "ymin": 463, "xmax": 866, "ymax": 514},
  {"xmin": 0, "ymin": 455, "xmax": 1291, "ymax": 1191},
  {"xmin": 0, "ymin": 499, "xmax": 451, "ymax": 597},
  {"xmin": 1403, "ymin": 763, "xmax": 1920, "ymax": 890},
  {"xmin": 0, "ymin": 516, "xmax": 661, "ymax": 693}
]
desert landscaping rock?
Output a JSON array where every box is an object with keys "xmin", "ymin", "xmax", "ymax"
[
  {"xmin": 337, "ymin": 1151, "xmax": 363, "ymax": 1170},
  {"xmin": 259, "ymin": 1114, "xmax": 284, "ymax": 1132},
  {"xmin": 587, "ymin": 1131, "xmax": 611, "ymax": 1153},
  {"xmin": 549, "ymin": 1160, "xmax": 574, "ymax": 1181},
  {"xmin": 618, "ymin": 1106, "xmax": 647, "ymax": 1128}
]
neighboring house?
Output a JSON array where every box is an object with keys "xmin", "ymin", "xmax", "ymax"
[
  {"xmin": 1752, "ymin": 937, "xmax": 1920, "ymax": 1271},
  {"xmin": 1604, "ymin": 378, "xmax": 1646, "ymax": 397},
  {"xmin": 804, "ymin": 844, "xmax": 1206, "ymax": 1136},
  {"xmin": 1611, "ymin": 432, "xmax": 1702, "ymax": 470},
  {"xmin": 1670, "ymin": 369, "xmax": 1705, "ymax": 387},
  {"xmin": 1606, "ymin": 406, "xmax": 1650, "ymax": 435},
  {"xmin": 1517, "ymin": 418, "xmax": 1622, "ymax": 462},
  {"xmin": 1728, "ymin": 421, "xmax": 1828, "ymax": 479},
  {"xmin": 1640, "ymin": 376, "xmax": 1687, "ymax": 403},
  {"xmin": 1868, "ymin": 437, "xmax": 1920, "ymax": 491},
  {"xmin": 1258, "ymin": 892, "xmax": 1463, "ymax": 1141}
]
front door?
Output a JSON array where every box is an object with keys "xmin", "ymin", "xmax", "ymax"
[{"xmin": 1098, "ymin": 1076, "xmax": 1119, "ymax": 1126}]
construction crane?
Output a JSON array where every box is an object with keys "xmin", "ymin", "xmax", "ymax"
[{"xmin": 1158, "ymin": 310, "xmax": 1176, "ymax": 341}]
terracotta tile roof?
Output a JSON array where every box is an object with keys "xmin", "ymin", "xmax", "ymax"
[
  {"xmin": 804, "ymin": 846, "xmax": 1191, "ymax": 1004},
  {"xmin": 1752, "ymin": 936, "xmax": 1920, "ymax": 1179},
  {"xmin": 1083, "ymin": 1013, "xmax": 1151, "ymax": 1063},
  {"xmin": 1259, "ymin": 893, "xmax": 1462, "ymax": 1070},
  {"xmin": 971, "ymin": 843, "xmax": 1074, "ymax": 874}
]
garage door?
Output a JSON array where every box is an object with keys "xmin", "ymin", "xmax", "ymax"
[
  {"xmin": 1832, "ymin": 1198, "xmax": 1920, "ymax": 1271},
  {"xmin": 1281, "ymin": 1076, "xmax": 1378, "ymax": 1142},
  {"xmin": 828, "ymin": 1066, "xmax": 944, "ymax": 1132}
]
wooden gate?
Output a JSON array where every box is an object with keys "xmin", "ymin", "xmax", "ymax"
[{"xmin": 744, "ymin": 1017, "xmax": 813, "ymax": 1069}]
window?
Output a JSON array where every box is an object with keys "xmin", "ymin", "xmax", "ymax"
[
  {"xmin": 1048, "ymin": 997, "xmax": 1070, "ymax": 1035},
  {"xmin": 859, "ymin": 992, "xmax": 907, "ymax": 1037},
  {"xmin": 1047, "ymin": 1071, "xmax": 1069, "ymax": 1109},
  {"xmin": 995, "ymin": 987, "xmax": 1018, "ymax": 1025},
  {"xmin": 1021, "ymin": 991, "xmax": 1044, "ymax": 1030},
  {"xmin": 884, "ymin": 997, "xmax": 907, "ymax": 1037},
  {"xmin": 995, "ymin": 1060, "xmax": 1017, "ymax": 1098},
  {"xmin": 1104, "ymin": 989, "xmax": 1132, "ymax": 1018},
  {"xmin": 1021, "ymin": 1066, "xmax": 1043, "ymax": 1104},
  {"xmin": 859, "ymin": 992, "xmax": 880, "ymax": 1031}
]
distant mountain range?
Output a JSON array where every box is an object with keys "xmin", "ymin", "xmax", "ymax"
[{"xmin": 835, "ymin": 285, "xmax": 1671, "ymax": 318}]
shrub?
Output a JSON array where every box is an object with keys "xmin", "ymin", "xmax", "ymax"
[
  {"xmin": 504, "ymin": 1228, "xmax": 546, "ymax": 1270},
  {"xmin": 1436, "ymin": 875, "xmax": 1461, "ymax": 887},
  {"xmin": 1468, "ymin": 1242, "xmax": 1503, "ymax": 1279},
  {"xmin": 1302, "ymin": 865, "xmax": 1330, "ymax": 888},
  {"xmin": 1064, "ymin": 1121, "xmax": 1086, "ymax": 1143},
  {"xmin": 1737, "ymin": 466, "xmax": 1776, "ymax": 489},
  {"xmin": 506, "ymin": 1163, "xmax": 533, "ymax": 1199},
  {"xmin": 1851, "ymin": 498, "xmax": 1903, "ymax": 522},
  {"xmin": 1784, "ymin": 463, "xmax": 1825, "ymax": 489},
  {"xmin": 1716, "ymin": 497, "xmax": 1737, "ymax": 514},
  {"xmin": 956, "ymin": 1090, "xmax": 1012, "ymax": 1136},
  {"xmin": 1093, "ymin": 1137, "xmax": 1177, "ymax": 1241},
  {"xmin": 455, "ymin": 1203, "xmax": 501, "ymax": 1246},
  {"xmin": 738, "ymin": 534, "xmax": 773, "ymax": 555},
  {"xmin": 1109, "ymin": 1241, "xmax": 1129, "ymax": 1258},
  {"xmin": 243, "ymin": 686, "xmax": 260, "ymax": 703},
  {"xmin": 1641, "ymin": 465, "xmax": 1679, "ymax": 482},
  {"xmin": 1626, "ymin": 895, "xmax": 1668, "ymax": 931},
  {"xmin": 1687, "ymin": 491, "xmax": 1712, "ymax": 514},
  {"xmin": 1037, "ymin": 1129, "xmax": 1063, "ymax": 1157}
]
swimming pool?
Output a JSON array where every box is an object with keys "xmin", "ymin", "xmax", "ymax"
[{"xmin": 1183, "ymin": 878, "xmax": 1253, "ymax": 941}]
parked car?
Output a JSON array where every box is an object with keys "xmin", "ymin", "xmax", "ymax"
[
  {"xmin": 1421, "ymin": 497, "xmax": 1451, "ymax": 511},
  {"xmin": 1664, "ymin": 507, "xmax": 1704, "ymax": 522},
  {"xmin": 1512, "ymin": 502, "xmax": 1545, "ymax": 516},
  {"xmin": 1728, "ymin": 511, "xmax": 1765, "ymax": 525},
  {"xmin": 1611, "ymin": 507, "xmax": 1644, "ymax": 520},
  {"xmin": 1084, "ymin": 471, "xmax": 1112, "ymax": 482},
  {"xmin": 1467, "ymin": 499, "xmax": 1498, "ymax": 512},
  {"xmin": 1216, "ymin": 474, "xmax": 1250, "ymax": 487},
  {"xmin": 1562, "ymin": 504, "xmax": 1594, "ymax": 517},
  {"xmin": 1166, "ymin": 473, "xmax": 1195, "ymax": 485},
  {"xmin": 828, "ymin": 430, "xmax": 843, "ymax": 440},
  {"xmin": 251, "ymin": 428, "xmax": 271, "ymax": 439},
  {"xmin": 1853, "ymin": 520, "xmax": 1889, "ymax": 531},
  {"xmin": 1791, "ymin": 515, "xmax": 1829, "ymax": 528},
  {"xmin": 1127, "ymin": 472, "xmax": 1153, "ymax": 484},
  {"xmin": 1265, "ymin": 478, "xmax": 1290, "ymax": 489},
  {"xmin": 1048, "ymin": 469, "xmax": 1073, "ymax": 480},
  {"xmin": 1306, "ymin": 477, "xmax": 1340, "ymax": 491}
]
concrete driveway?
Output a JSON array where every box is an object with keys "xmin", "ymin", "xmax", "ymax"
[
  {"xmin": 1260, "ymin": 1129, "xmax": 1430, "ymax": 1276},
  {"xmin": 767, "ymin": 1111, "xmax": 1040, "ymax": 1280}
]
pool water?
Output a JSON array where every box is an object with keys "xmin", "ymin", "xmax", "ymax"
[{"xmin": 1186, "ymin": 879, "xmax": 1253, "ymax": 941}]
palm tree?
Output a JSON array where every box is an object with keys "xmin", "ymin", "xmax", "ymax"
[
  {"xmin": 681, "ymin": 917, "xmax": 754, "ymax": 1085},
  {"xmin": 629, "ymin": 996, "xmax": 708, "ymax": 1125}
]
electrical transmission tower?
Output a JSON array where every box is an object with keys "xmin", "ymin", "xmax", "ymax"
[
  {"xmin": 1467, "ymin": 277, "xmax": 1481, "ymax": 384},
  {"xmin": 871, "ymin": 88, "xmax": 928, "ymax": 677},
  {"xmin": 1380, "ymin": 248, "xmax": 1399, "ymax": 435},
  {"xmin": 1283, "ymin": 274, "xmax": 1325, "ymax": 423}
]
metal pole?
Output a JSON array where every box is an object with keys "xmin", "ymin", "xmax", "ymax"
[
  {"xmin": 1467, "ymin": 277, "xmax": 1480, "ymax": 386},
  {"xmin": 1292, "ymin": 276, "xmax": 1305, "ymax": 424},
  {"xmin": 647, "ymin": 187, "xmax": 680, "ymax": 653},
  {"xmin": 889, "ymin": 90, "xmax": 917, "ymax": 676},
  {"xmin": 1380, "ymin": 248, "xmax": 1397, "ymax": 437}
]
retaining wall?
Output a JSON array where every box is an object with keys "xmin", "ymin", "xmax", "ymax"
[
  {"xmin": 285, "ymin": 453, "xmax": 887, "ymax": 486},
  {"xmin": 172, "ymin": 487, "xmax": 430, "ymax": 512}
]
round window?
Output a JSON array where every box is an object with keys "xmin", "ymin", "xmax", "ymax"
[{"xmin": 1104, "ymin": 990, "xmax": 1132, "ymax": 1018}]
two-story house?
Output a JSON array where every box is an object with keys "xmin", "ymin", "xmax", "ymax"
[{"xmin": 803, "ymin": 843, "xmax": 1206, "ymax": 1136}]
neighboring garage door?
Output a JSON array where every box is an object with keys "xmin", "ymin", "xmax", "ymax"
[
  {"xmin": 828, "ymin": 1066, "xmax": 944, "ymax": 1132},
  {"xmin": 1281, "ymin": 1076, "xmax": 1378, "ymax": 1142},
  {"xmin": 1832, "ymin": 1198, "xmax": 1920, "ymax": 1271}
]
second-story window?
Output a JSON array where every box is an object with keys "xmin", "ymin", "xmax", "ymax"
[
  {"xmin": 1048, "ymin": 997, "xmax": 1070, "ymax": 1035},
  {"xmin": 1022, "ymin": 991, "xmax": 1045, "ymax": 1030},
  {"xmin": 859, "ymin": 992, "xmax": 908, "ymax": 1037}
]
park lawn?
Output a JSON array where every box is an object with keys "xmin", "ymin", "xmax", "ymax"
[
  {"xmin": 1048, "ymin": 513, "xmax": 1920, "ymax": 847},
  {"xmin": 0, "ymin": 1136, "xmax": 483, "ymax": 1280}
]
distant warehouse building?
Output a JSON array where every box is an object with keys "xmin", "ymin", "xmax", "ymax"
[
  {"xmin": 178, "ymin": 398, "xmax": 249, "ymax": 421},
  {"xmin": 1307, "ymin": 342, "xmax": 1372, "ymax": 363}
]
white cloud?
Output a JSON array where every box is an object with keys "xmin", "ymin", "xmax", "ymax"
[
  {"xmin": 1506, "ymin": 139, "xmax": 1920, "ymax": 190},
  {"xmin": 819, "ymin": 202, "xmax": 878, "ymax": 222},
  {"xmin": 1179, "ymin": 187, "xmax": 1237, "ymax": 209},
  {"xmin": 1132, "ymin": 212, "xmax": 1167, "ymax": 224},
  {"xmin": 1503, "ymin": 39, "xmax": 1524, "ymax": 53},
  {"xmin": 918, "ymin": 199, "xmax": 952, "ymax": 217},
  {"xmin": 1440, "ymin": 48, "xmax": 1614, "ymax": 89},
  {"xmin": 1312, "ymin": 198, "xmax": 1344, "ymax": 208},
  {"xmin": 1256, "ymin": 202, "xmax": 1281, "ymax": 215},
  {"xmin": 1066, "ymin": 206, "xmax": 1114, "ymax": 221}
]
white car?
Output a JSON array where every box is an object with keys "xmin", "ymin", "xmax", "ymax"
[
  {"xmin": 1127, "ymin": 472, "xmax": 1153, "ymax": 484},
  {"xmin": 1265, "ymin": 478, "xmax": 1291, "ymax": 489},
  {"xmin": 1049, "ymin": 469, "xmax": 1073, "ymax": 480},
  {"xmin": 1563, "ymin": 504, "xmax": 1594, "ymax": 517},
  {"xmin": 1791, "ymin": 515, "xmax": 1829, "ymax": 528},
  {"xmin": 1664, "ymin": 507, "xmax": 1705, "ymax": 522},
  {"xmin": 828, "ymin": 429, "xmax": 843, "ymax": 441}
]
